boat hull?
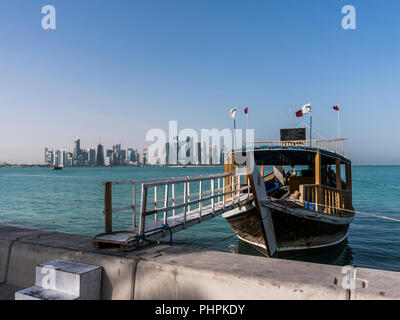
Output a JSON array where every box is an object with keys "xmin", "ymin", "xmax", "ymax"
[{"xmin": 223, "ymin": 203, "xmax": 352, "ymax": 258}]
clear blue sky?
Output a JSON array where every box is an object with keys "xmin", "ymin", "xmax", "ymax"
[{"xmin": 0, "ymin": 0, "xmax": 399, "ymax": 164}]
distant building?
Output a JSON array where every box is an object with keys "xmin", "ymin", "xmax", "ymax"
[
  {"xmin": 168, "ymin": 136, "xmax": 179, "ymax": 165},
  {"xmin": 62, "ymin": 150, "xmax": 68, "ymax": 166},
  {"xmin": 54, "ymin": 150, "xmax": 61, "ymax": 166},
  {"xmin": 106, "ymin": 149, "xmax": 112, "ymax": 165},
  {"xmin": 66, "ymin": 152, "xmax": 73, "ymax": 166},
  {"xmin": 211, "ymin": 145, "xmax": 218, "ymax": 164},
  {"xmin": 127, "ymin": 148, "xmax": 137, "ymax": 163},
  {"xmin": 160, "ymin": 143, "xmax": 169, "ymax": 165},
  {"xmin": 88, "ymin": 148, "xmax": 96, "ymax": 165},
  {"xmin": 44, "ymin": 148, "xmax": 54, "ymax": 165},
  {"xmin": 142, "ymin": 148, "xmax": 148, "ymax": 165},
  {"xmin": 120, "ymin": 149, "xmax": 126, "ymax": 162},
  {"xmin": 136, "ymin": 152, "xmax": 141, "ymax": 165},
  {"xmin": 180, "ymin": 136, "xmax": 196, "ymax": 165},
  {"xmin": 81, "ymin": 149, "xmax": 88, "ymax": 166},
  {"xmin": 44, "ymin": 147, "xmax": 48, "ymax": 164},
  {"xmin": 197, "ymin": 142, "xmax": 201, "ymax": 165},
  {"xmin": 73, "ymin": 138, "xmax": 81, "ymax": 162},
  {"xmin": 220, "ymin": 145, "xmax": 225, "ymax": 165},
  {"xmin": 201, "ymin": 141, "xmax": 208, "ymax": 165},
  {"xmin": 96, "ymin": 144, "xmax": 105, "ymax": 166},
  {"xmin": 111, "ymin": 144, "xmax": 122, "ymax": 165}
]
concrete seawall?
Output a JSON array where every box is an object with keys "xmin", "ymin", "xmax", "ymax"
[{"xmin": 0, "ymin": 225, "xmax": 399, "ymax": 300}]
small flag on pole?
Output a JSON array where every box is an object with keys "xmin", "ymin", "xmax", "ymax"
[
  {"xmin": 333, "ymin": 105, "xmax": 339, "ymax": 111},
  {"xmin": 296, "ymin": 103, "xmax": 312, "ymax": 117},
  {"xmin": 230, "ymin": 108, "xmax": 238, "ymax": 119},
  {"xmin": 244, "ymin": 107, "xmax": 248, "ymax": 114},
  {"xmin": 301, "ymin": 103, "xmax": 312, "ymax": 114}
]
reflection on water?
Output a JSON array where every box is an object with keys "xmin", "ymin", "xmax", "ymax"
[
  {"xmin": 291, "ymin": 239, "xmax": 354, "ymax": 267},
  {"xmin": 234, "ymin": 238, "xmax": 354, "ymax": 267}
]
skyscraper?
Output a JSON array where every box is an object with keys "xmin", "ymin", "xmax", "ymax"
[
  {"xmin": 73, "ymin": 138, "xmax": 81, "ymax": 164},
  {"xmin": 54, "ymin": 150, "xmax": 61, "ymax": 166},
  {"xmin": 62, "ymin": 150, "xmax": 67, "ymax": 166},
  {"xmin": 112, "ymin": 144, "xmax": 122, "ymax": 165},
  {"xmin": 44, "ymin": 148, "xmax": 54, "ymax": 165},
  {"xmin": 165, "ymin": 143, "xmax": 169, "ymax": 165},
  {"xmin": 81, "ymin": 149, "xmax": 89, "ymax": 165},
  {"xmin": 88, "ymin": 148, "xmax": 96, "ymax": 165},
  {"xmin": 66, "ymin": 152, "xmax": 73, "ymax": 166},
  {"xmin": 120, "ymin": 149, "xmax": 126, "ymax": 162},
  {"xmin": 96, "ymin": 144, "xmax": 105, "ymax": 166},
  {"xmin": 197, "ymin": 142, "xmax": 202, "ymax": 165},
  {"xmin": 44, "ymin": 147, "xmax": 48, "ymax": 164},
  {"xmin": 142, "ymin": 148, "xmax": 148, "ymax": 165},
  {"xmin": 127, "ymin": 148, "xmax": 137, "ymax": 163}
]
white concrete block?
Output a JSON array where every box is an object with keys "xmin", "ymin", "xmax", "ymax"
[
  {"xmin": 35, "ymin": 260, "xmax": 102, "ymax": 299},
  {"xmin": 6, "ymin": 241, "xmax": 137, "ymax": 299},
  {"xmin": 15, "ymin": 286, "xmax": 78, "ymax": 300},
  {"xmin": 350, "ymin": 267, "xmax": 400, "ymax": 300}
]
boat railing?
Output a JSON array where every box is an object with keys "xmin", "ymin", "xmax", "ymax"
[
  {"xmin": 102, "ymin": 171, "xmax": 252, "ymax": 240},
  {"xmin": 248, "ymin": 139, "xmax": 348, "ymax": 158},
  {"xmin": 299, "ymin": 184, "xmax": 352, "ymax": 215}
]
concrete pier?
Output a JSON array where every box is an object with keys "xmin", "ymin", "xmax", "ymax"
[{"xmin": 0, "ymin": 225, "xmax": 399, "ymax": 300}]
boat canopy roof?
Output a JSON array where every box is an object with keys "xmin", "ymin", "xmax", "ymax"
[{"xmin": 234, "ymin": 139, "xmax": 350, "ymax": 166}]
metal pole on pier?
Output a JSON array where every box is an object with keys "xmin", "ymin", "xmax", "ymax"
[
  {"xmin": 333, "ymin": 105, "xmax": 340, "ymax": 140},
  {"xmin": 309, "ymin": 115, "xmax": 312, "ymax": 148},
  {"xmin": 230, "ymin": 107, "xmax": 238, "ymax": 153}
]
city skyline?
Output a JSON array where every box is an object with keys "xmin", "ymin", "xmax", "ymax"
[
  {"xmin": 1, "ymin": 1, "xmax": 400, "ymax": 165},
  {"xmin": 44, "ymin": 138, "xmax": 141, "ymax": 167},
  {"xmin": 42, "ymin": 136, "xmax": 227, "ymax": 167}
]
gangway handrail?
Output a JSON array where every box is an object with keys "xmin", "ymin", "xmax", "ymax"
[{"xmin": 102, "ymin": 171, "xmax": 252, "ymax": 241}]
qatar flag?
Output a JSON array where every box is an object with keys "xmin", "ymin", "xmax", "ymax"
[
  {"xmin": 333, "ymin": 105, "xmax": 339, "ymax": 111},
  {"xmin": 230, "ymin": 108, "xmax": 237, "ymax": 119},
  {"xmin": 301, "ymin": 103, "xmax": 312, "ymax": 114},
  {"xmin": 296, "ymin": 110, "xmax": 303, "ymax": 117}
]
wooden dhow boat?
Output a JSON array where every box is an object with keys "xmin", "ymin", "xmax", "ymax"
[
  {"xmin": 93, "ymin": 128, "xmax": 353, "ymax": 258},
  {"xmin": 222, "ymin": 128, "xmax": 354, "ymax": 258}
]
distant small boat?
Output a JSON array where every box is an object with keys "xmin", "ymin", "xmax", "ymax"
[{"xmin": 51, "ymin": 165, "xmax": 64, "ymax": 170}]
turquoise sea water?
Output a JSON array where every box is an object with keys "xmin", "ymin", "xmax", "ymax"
[{"xmin": 1, "ymin": 166, "xmax": 400, "ymax": 272}]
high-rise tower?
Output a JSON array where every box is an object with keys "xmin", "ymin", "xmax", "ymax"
[
  {"xmin": 96, "ymin": 143, "xmax": 105, "ymax": 166},
  {"xmin": 73, "ymin": 138, "xmax": 81, "ymax": 161}
]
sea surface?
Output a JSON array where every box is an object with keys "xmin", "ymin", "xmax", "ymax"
[{"xmin": 0, "ymin": 166, "xmax": 400, "ymax": 272}]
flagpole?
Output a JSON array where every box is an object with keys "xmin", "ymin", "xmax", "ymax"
[
  {"xmin": 309, "ymin": 114, "xmax": 312, "ymax": 147},
  {"xmin": 234, "ymin": 118, "xmax": 236, "ymax": 150},
  {"xmin": 338, "ymin": 109, "xmax": 340, "ymax": 140},
  {"xmin": 234, "ymin": 106, "xmax": 237, "ymax": 152}
]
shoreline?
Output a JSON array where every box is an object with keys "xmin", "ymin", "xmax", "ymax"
[
  {"xmin": 0, "ymin": 165, "xmax": 225, "ymax": 169},
  {"xmin": 0, "ymin": 164, "xmax": 399, "ymax": 168}
]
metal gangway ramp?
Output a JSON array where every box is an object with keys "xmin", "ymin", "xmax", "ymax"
[{"xmin": 93, "ymin": 171, "xmax": 253, "ymax": 251}]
